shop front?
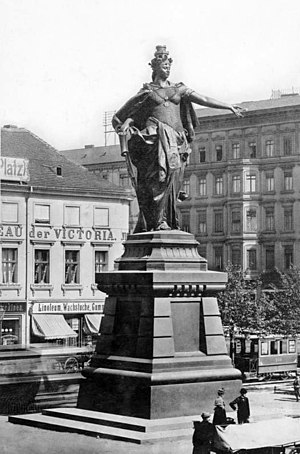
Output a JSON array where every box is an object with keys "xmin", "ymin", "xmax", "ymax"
[
  {"xmin": 0, "ymin": 302, "xmax": 26, "ymax": 347},
  {"xmin": 30, "ymin": 300, "xmax": 104, "ymax": 348}
]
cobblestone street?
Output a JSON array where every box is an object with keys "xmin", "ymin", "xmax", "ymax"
[{"xmin": 2, "ymin": 384, "xmax": 300, "ymax": 454}]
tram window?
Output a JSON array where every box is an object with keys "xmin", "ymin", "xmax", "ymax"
[
  {"xmin": 261, "ymin": 342, "xmax": 269, "ymax": 355},
  {"xmin": 289, "ymin": 340, "xmax": 296, "ymax": 353},
  {"xmin": 270, "ymin": 340, "xmax": 278, "ymax": 355},
  {"xmin": 279, "ymin": 340, "xmax": 287, "ymax": 354}
]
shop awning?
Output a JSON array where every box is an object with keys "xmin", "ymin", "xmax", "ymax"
[
  {"xmin": 32, "ymin": 314, "xmax": 78, "ymax": 340},
  {"xmin": 84, "ymin": 314, "xmax": 102, "ymax": 335}
]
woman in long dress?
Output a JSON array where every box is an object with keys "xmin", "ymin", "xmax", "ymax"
[{"xmin": 113, "ymin": 45, "xmax": 244, "ymax": 233}]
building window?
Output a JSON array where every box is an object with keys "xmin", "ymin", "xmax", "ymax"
[
  {"xmin": 215, "ymin": 176, "xmax": 223, "ymax": 195},
  {"xmin": 246, "ymin": 209, "xmax": 257, "ymax": 232},
  {"xmin": 232, "ymin": 175, "xmax": 241, "ymax": 194},
  {"xmin": 34, "ymin": 204, "xmax": 50, "ymax": 224},
  {"xmin": 284, "ymin": 246, "xmax": 293, "ymax": 269},
  {"xmin": 266, "ymin": 173, "xmax": 274, "ymax": 192},
  {"xmin": 65, "ymin": 250, "xmax": 79, "ymax": 284},
  {"xmin": 2, "ymin": 248, "xmax": 17, "ymax": 284},
  {"xmin": 181, "ymin": 212, "xmax": 190, "ymax": 232},
  {"xmin": 214, "ymin": 212, "xmax": 223, "ymax": 233},
  {"xmin": 231, "ymin": 247, "xmax": 241, "ymax": 266},
  {"xmin": 216, "ymin": 145, "xmax": 222, "ymax": 161},
  {"xmin": 1, "ymin": 202, "xmax": 18, "ymax": 223},
  {"xmin": 65, "ymin": 206, "xmax": 80, "ymax": 226},
  {"xmin": 283, "ymin": 171, "xmax": 293, "ymax": 191},
  {"xmin": 249, "ymin": 141, "xmax": 257, "ymax": 158},
  {"xmin": 284, "ymin": 207, "xmax": 293, "ymax": 231},
  {"xmin": 265, "ymin": 246, "xmax": 275, "ymax": 270},
  {"xmin": 94, "ymin": 207, "xmax": 109, "ymax": 227},
  {"xmin": 182, "ymin": 179, "xmax": 190, "ymax": 197},
  {"xmin": 214, "ymin": 246, "xmax": 223, "ymax": 270},
  {"xmin": 199, "ymin": 177, "xmax": 207, "ymax": 196},
  {"xmin": 247, "ymin": 249, "xmax": 257, "ymax": 270},
  {"xmin": 1, "ymin": 318, "xmax": 20, "ymax": 345},
  {"xmin": 95, "ymin": 251, "xmax": 108, "ymax": 281},
  {"xmin": 231, "ymin": 210, "xmax": 241, "ymax": 233},
  {"xmin": 265, "ymin": 208, "xmax": 275, "ymax": 231},
  {"xmin": 232, "ymin": 143, "xmax": 240, "ymax": 159},
  {"xmin": 198, "ymin": 211, "xmax": 207, "ymax": 234},
  {"xmin": 34, "ymin": 250, "xmax": 50, "ymax": 284},
  {"xmin": 245, "ymin": 173, "xmax": 256, "ymax": 193},
  {"xmin": 265, "ymin": 139, "xmax": 274, "ymax": 157},
  {"xmin": 199, "ymin": 147, "xmax": 206, "ymax": 163},
  {"xmin": 119, "ymin": 174, "xmax": 130, "ymax": 187},
  {"xmin": 283, "ymin": 137, "xmax": 292, "ymax": 156}
]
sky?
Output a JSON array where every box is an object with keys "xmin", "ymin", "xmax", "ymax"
[{"xmin": 1, "ymin": 0, "xmax": 300, "ymax": 150}]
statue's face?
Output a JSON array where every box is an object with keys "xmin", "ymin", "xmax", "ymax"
[{"xmin": 158, "ymin": 60, "xmax": 171, "ymax": 79}]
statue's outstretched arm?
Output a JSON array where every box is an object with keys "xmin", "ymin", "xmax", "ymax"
[{"xmin": 189, "ymin": 91, "xmax": 246, "ymax": 117}]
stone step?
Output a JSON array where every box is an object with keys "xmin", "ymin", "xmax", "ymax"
[
  {"xmin": 42, "ymin": 407, "xmax": 194, "ymax": 433},
  {"xmin": 8, "ymin": 412, "xmax": 193, "ymax": 444}
]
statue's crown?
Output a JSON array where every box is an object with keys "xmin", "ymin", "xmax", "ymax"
[
  {"xmin": 154, "ymin": 45, "xmax": 169, "ymax": 59},
  {"xmin": 149, "ymin": 45, "xmax": 172, "ymax": 69}
]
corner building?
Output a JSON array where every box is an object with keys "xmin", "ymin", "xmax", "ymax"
[
  {"xmin": 0, "ymin": 125, "xmax": 131, "ymax": 350},
  {"xmin": 180, "ymin": 94, "xmax": 300, "ymax": 276}
]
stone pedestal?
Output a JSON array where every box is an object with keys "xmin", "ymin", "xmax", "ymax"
[{"xmin": 78, "ymin": 231, "xmax": 241, "ymax": 419}]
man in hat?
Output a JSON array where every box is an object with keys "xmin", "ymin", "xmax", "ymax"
[
  {"xmin": 229, "ymin": 388, "xmax": 250, "ymax": 424},
  {"xmin": 213, "ymin": 388, "xmax": 227, "ymax": 425},
  {"xmin": 192, "ymin": 412, "xmax": 214, "ymax": 454}
]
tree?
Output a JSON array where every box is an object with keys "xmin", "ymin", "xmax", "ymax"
[
  {"xmin": 217, "ymin": 263, "xmax": 262, "ymax": 334},
  {"xmin": 219, "ymin": 264, "xmax": 300, "ymax": 337},
  {"xmin": 261, "ymin": 266, "xmax": 300, "ymax": 335}
]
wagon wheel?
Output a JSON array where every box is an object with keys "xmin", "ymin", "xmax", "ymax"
[{"xmin": 64, "ymin": 357, "xmax": 79, "ymax": 373}]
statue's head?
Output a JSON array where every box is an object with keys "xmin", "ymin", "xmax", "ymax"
[{"xmin": 149, "ymin": 45, "xmax": 173, "ymax": 81}]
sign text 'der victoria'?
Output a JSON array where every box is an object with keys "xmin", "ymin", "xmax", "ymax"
[{"xmin": 0, "ymin": 225, "xmax": 115, "ymax": 242}]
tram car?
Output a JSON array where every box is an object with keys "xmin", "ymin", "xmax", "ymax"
[{"xmin": 227, "ymin": 334, "xmax": 298, "ymax": 379}]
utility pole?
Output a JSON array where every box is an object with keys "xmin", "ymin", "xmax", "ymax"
[{"xmin": 103, "ymin": 111, "xmax": 117, "ymax": 146}]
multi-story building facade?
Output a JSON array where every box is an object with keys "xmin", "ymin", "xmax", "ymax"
[
  {"xmin": 60, "ymin": 144, "xmax": 138, "ymax": 232},
  {"xmin": 61, "ymin": 93, "xmax": 300, "ymax": 278},
  {"xmin": 184, "ymin": 93, "xmax": 300, "ymax": 276},
  {"xmin": 0, "ymin": 125, "xmax": 132, "ymax": 349}
]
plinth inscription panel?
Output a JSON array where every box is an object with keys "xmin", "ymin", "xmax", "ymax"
[{"xmin": 171, "ymin": 300, "xmax": 200, "ymax": 353}]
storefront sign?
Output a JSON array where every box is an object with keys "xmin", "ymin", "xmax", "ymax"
[
  {"xmin": 0, "ymin": 302, "xmax": 26, "ymax": 312},
  {"xmin": 0, "ymin": 224, "xmax": 115, "ymax": 242},
  {"xmin": 32, "ymin": 301, "xmax": 104, "ymax": 313},
  {"xmin": 29, "ymin": 226, "xmax": 115, "ymax": 242},
  {"xmin": 0, "ymin": 225, "xmax": 24, "ymax": 238},
  {"xmin": 0, "ymin": 157, "xmax": 29, "ymax": 182}
]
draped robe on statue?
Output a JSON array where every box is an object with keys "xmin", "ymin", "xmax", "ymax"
[{"xmin": 112, "ymin": 81, "xmax": 199, "ymax": 232}]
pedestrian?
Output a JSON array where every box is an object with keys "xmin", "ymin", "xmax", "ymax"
[
  {"xmin": 229, "ymin": 387, "xmax": 250, "ymax": 424},
  {"xmin": 192, "ymin": 412, "xmax": 214, "ymax": 454},
  {"xmin": 293, "ymin": 374, "xmax": 300, "ymax": 402},
  {"xmin": 213, "ymin": 388, "xmax": 227, "ymax": 425}
]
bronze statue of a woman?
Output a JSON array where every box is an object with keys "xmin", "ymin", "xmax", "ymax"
[{"xmin": 112, "ymin": 45, "xmax": 244, "ymax": 233}]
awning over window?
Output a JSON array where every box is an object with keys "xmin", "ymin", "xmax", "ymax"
[
  {"xmin": 32, "ymin": 314, "xmax": 78, "ymax": 340},
  {"xmin": 84, "ymin": 314, "xmax": 102, "ymax": 335}
]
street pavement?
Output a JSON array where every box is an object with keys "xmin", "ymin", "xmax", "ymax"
[{"xmin": 1, "ymin": 383, "xmax": 300, "ymax": 454}]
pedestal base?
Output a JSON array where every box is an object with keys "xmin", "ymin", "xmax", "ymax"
[{"xmin": 78, "ymin": 231, "xmax": 242, "ymax": 419}]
